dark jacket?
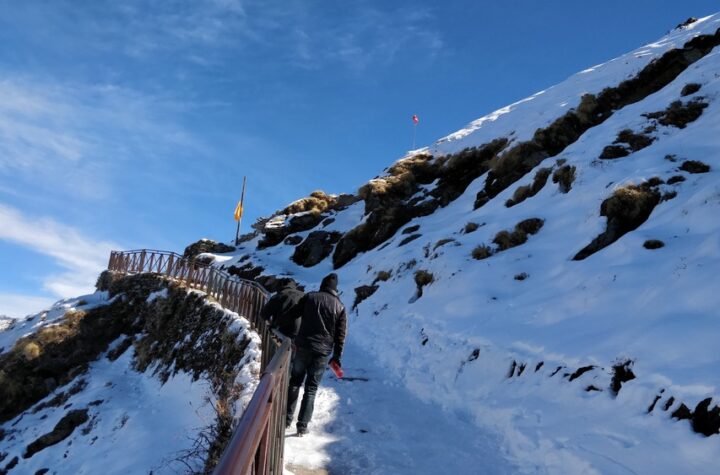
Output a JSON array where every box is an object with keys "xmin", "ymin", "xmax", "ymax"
[
  {"xmin": 295, "ymin": 286, "xmax": 347, "ymax": 359},
  {"xmin": 260, "ymin": 282, "xmax": 305, "ymax": 339}
]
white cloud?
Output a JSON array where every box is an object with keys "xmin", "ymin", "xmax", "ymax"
[
  {"xmin": 0, "ymin": 203, "xmax": 120, "ymax": 299},
  {"xmin": 0, "ymin": 293, "xmax": 56, "ymax": 319}
]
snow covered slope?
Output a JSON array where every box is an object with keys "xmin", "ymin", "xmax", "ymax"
[
  {"xmin": 205, "ymin": 15, "xmax": 720, "ymax": 475},
  {"xmin": 0, "ymin": 274, "xmax": 260, "ymax": 474}
]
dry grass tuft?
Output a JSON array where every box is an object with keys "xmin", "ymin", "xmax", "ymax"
[
  {"xmin": 574, "ymin": 183, "xmax": 661, "ymax": 260},
  {"xmin": 414, "ymin": 270, "xmax": 434, "ymax": 288},
  {"xmin": 506, "ymin": 167, "xmax": 553, "ymax": 208},
  {"xmin": 552, "ymin": 165, "xmax": 576, "ymax": 193},
  {"xmin": 471, "ymin": 245, "xmax": 493, "ymax": 260},
  {"xmin": 464, "ymin": 222, "xmax": 480, "ymax": 234},
  {"xmin": 373, "ymin": 270, "xmax": 392, "ymax": 283},
  {"xmin": 21, "ymin": 342, "xmax": 41, "ymax": 361},
  {"xmin": 281, "ymin": 190, "xmax": 337, "ymax": 215},
  {"xmin": 644, "ymin": 99, "xmax": 709, "ymax": 129},
  {"xmin": 493, "ymin": 218, "xmax": 544, "ymax": 251}
]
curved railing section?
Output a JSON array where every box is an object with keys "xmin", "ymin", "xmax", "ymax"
[{"xmin": 107, "ymin": 249, "xmax": 291, "ymax": 475}]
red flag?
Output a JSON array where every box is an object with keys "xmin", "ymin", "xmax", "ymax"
[{"xmin": 412, "ymin": 114, "xmax": 419, "ymax": 125}]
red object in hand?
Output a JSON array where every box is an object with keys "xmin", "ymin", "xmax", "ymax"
[{"xmin": 329, "ymin": 360, "xmax": 344, "ymax": 378}]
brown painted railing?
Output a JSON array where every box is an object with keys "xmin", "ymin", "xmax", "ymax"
[{"xmin": 107, "ymin": 249, "xmax": 291, "ymax": 474}]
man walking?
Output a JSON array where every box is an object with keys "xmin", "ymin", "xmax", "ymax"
[
  {"xmin": 286, "ymin": 273, "xmax": 347, "ymax": 435},
  {"xmin": 260, "ymin": 280, "xmax": 304, "ymax": 339}
]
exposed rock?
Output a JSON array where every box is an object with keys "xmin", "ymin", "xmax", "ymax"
[
  {"xmin": 183, "ymin": 239, "xmax": 236, "ymax": 258},
  {"xmin": 679, "ymin": 160, "xmax": 710, "ymax": 174},
  {"xmin": 226, "ymin": 263, "xmax": 264, "ymax": 281},
  {"xmin": 676, "ymin": 17, "xmax": 699, "ymax": 29},
  {"xmin": 672, "ymin": 403, "xmax": 692, "ymax": 421},
  {"xmin": 599, "ymin": 145, "xmax": 630, "ymax": 159},
  {"xmin": 568, "ymin": 365, "xmax": 595, "ymax": 382},
  {"xmin": 335, "ymin": 193, "xmax": 361, "ymax": 209},
  {"xmin": 667, "ymin": 175, "xmax": 686, "ymax": 184},
  {"xmin": 23, "ymin": 409, "xmax": 89, "ymax": 458},
  {"xmin": 643, "ymin": 239, "xmax": 665, "ymax": 250},
  {"xmin": 258, "ymin": 212, "xmax": 326, "ymax": 249},
  {"xmin": 692, "ymin": 398, "xmax": 720, "ymax": 436},
  {"xmin": 353, "ymin": 285, "xmax": 379, "ymax": 310},
  {"xmin": 610, "ymin": 360, "xmax": 636, "ymax": 396},
  {"xmin": 284, "ymin": 235, "xmax": 303, "ymax": 246},
  {"xmin": 292, "ymin": 231, "xmax": 342, "ymax": 267},
  {"xmin": 398, "ymin": 234, "xmax": 422, "ymax": 247},
  {"xmin": 401, "ymin": 225, "xmax": 420, "ymax": 235},
  {"xmin": 648, "ymin": 392, "xmax": 664, "ymax": 413},
  {"xmin": 680, "ymin": 83, "xmax": 702, "ymax": 96}
]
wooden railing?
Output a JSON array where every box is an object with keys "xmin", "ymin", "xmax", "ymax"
[{"xmin": 107, "ymin": 249, "xmax": 291, "ymax": 474}]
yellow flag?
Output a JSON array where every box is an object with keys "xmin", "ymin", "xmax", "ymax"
[{"xmin": 233, "ymin": 200, "xmax": 243, "ymax": 221}]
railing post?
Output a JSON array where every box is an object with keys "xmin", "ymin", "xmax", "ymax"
[{"xmin": 139, "ymin": 250, "xmax": 146, "ymax": 273}]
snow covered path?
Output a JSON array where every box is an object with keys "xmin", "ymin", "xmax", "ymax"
[{"xmin": 283, "ymin": 341, "xmax": 516, "ymax": 475}]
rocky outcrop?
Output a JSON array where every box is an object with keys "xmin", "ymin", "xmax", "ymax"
[
  {"xmin": 574, "ymin": 182, "xmax": 662, "ymax": 260},
  {"xmin": 291, "ymin": 231, "xmax": 342, "ymax": 267},
  {"xmin": 184, "ymin": 239, "xmax": 236, "ymax": 258}
]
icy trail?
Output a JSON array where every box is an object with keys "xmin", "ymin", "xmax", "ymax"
[{"xmin": 283, "ymin": 341, "xmax": 517, "ymax": 475}]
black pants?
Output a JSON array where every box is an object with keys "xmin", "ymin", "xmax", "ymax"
[{"xmin": 286, "ymin": 346, "xmax": 329, "ymax": 429}]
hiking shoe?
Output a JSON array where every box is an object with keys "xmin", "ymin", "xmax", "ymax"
[{"xmin": 296, "ymin": 425, "xmax": 308, "ymax": 436}]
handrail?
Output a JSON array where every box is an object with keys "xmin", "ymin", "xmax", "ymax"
[
  {"xmin": 214, "ymin": 338, "xmax": 292, "ymax": 475},
  {"xmin": 107, "ymin": 249, "xmax": 291, "ymax": 475}
]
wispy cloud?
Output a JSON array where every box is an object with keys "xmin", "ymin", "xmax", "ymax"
[
  {"xmin": 32, "ymin": 1, "xmax": 443, "ymax": 72},
  {"xmin": 0, "ymin": 293, "xmax": 56, "ymax": 319},
  {"xmin": 289, "ymin": 6, "xmax": 444, "ymax": 71},
  {"xmin": 0, "ymin": 78, "xmax": 208, "ymax": 200},
  {"xmin": 0, "ymin": 203, "xmax": 120, "ymax": 298}
]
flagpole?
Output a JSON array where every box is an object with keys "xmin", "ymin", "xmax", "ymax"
[
  {"xmin": 234, "ymin": 176, "xmax": 247, "ymax": 245},
  {"xmin": 412, "ymin": 122, "xmax": 417, "ymax": 149}
]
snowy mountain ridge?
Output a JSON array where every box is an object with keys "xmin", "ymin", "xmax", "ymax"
[
  {"xmin": 204, "ymin": 14, "xmax": 720, "ymax": 474},
  {"xmin": 1, "ymin": 13, "xmax": 720, "ymax": 475}
]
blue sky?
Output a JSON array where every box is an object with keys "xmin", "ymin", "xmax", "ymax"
[{"xmin": 1, "ymin": 0, "xmax": 717, "ymax": 316}]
